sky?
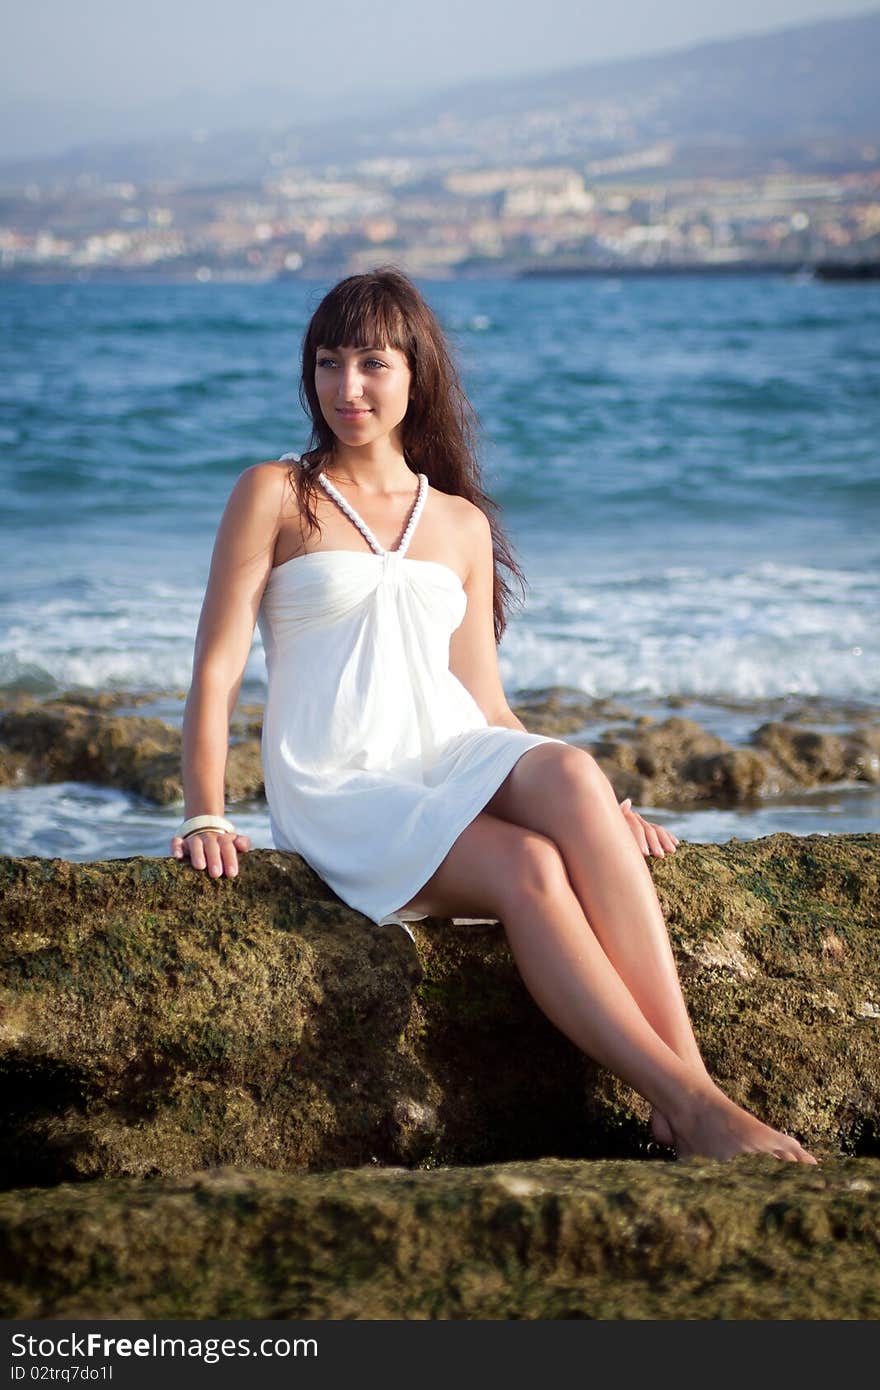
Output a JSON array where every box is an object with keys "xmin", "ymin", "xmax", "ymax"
[{"xmin": 2, "ymin": 0, "xmax": 878, "ymax": 158}]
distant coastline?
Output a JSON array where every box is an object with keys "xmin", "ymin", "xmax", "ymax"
[
  {"xmin": 2, "ymin": 259, "xmax": 879, "ymax": 285},
  {"xmin": 517, "ymin": 260, "xmax": 880, "ymax": 281}
]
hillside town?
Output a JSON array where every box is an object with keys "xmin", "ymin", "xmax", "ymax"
[{"xmin": 3, "ymin": 156, "xmax": 879, "ymax": 280}]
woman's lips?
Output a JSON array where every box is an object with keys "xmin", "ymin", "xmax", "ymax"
[{"xmin": 337, "ymin": 408, "xmax": 371, "ymax": 417}]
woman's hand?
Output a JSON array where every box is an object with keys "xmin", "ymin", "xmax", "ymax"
[
  {"xmin": 618, "ymin": 798, "xmax": 680, "ymax": 857},
  {"xmin": 170, "ymin": 829, "xmax": 253, "ymax": 878}
]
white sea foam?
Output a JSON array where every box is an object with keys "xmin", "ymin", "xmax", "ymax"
[
  {"xmin": 0, "ymin": 781, "xmax": 272, "ymax": 861},
  {"xmin": 1, "ymin": 777, "xmax": 874, "ymax": 864},
  {"xmin": 500, "ymin": 559, "xmax": 877, "ymax": 701},
  {"xmin": 0, "ymin": 574, "xmax": 268, "ymax": 695},
  {"xmin": 2, "ymin": 561, "xmax": 875, "ymax": 861},
  {"xmin": 2, "ymin": 558, "xmax": 875, "ymax": 704}
]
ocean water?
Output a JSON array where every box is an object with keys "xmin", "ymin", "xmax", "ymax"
[{"xmin": 2, "ymin": 274, "xmax": 878, "ymax": 859}]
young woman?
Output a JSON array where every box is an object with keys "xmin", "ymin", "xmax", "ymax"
[{"xmin": 171, "ymin": 266, "xmax": 816, "ymax": 1166}]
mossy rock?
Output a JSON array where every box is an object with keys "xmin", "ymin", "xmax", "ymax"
[
  {"xmin": 0, "ymin": 833, "xmax": 878, "ymax": 1190},
  {"xmin": 1, "ymin": 1156, "xmax": 878, "ymax": 1319}
]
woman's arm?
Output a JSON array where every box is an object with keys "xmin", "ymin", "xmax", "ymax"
[
  {"xmin": 449, "ymin": 504, "xmax": 520, "ymax": 727},
  {"xmin": 173, "ymin": 462, "xmax": 289, "ymax": 876},
  {"xmin": 449, "ymin": 501, "xmax": 678, "ymax": 856}
]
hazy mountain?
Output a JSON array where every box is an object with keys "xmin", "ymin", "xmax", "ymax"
[
  {"xmin": 401, "ymin": 8, "xmax": 880, "ymax": 137},
  {"xmin": 2, "ymin": 9, "xmax": 877, "ymax": 187},
  {"xmin": 0, "ymin": 78, "xmax": 428, "ymax": 164}
]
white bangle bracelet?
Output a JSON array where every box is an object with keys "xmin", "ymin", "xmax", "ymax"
[{"xmin": 179, "ymin": 814, "xmax": 237, "ymax": 839}]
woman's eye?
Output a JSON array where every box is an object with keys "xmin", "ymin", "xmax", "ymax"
[{"xmin": 316, "ymin": 357, "xmax": 386, "ymax": 369}]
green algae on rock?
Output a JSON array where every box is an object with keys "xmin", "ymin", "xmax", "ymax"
[
  {"xmin": 1, "ymin": 1156, "xmax": 878, "ymax": 1319},
  {"xmin": 1, "ymin": 833, "xmax": 878, "ymax": 1188}
]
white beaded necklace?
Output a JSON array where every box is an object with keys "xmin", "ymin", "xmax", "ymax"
[{"xmin": 317, "ymin": 471, "xmax": 428, "ymax": 559}]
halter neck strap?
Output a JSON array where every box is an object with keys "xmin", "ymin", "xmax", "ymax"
[{"xmin": 316, "ymin": 471, "xmax": 428, "ymax": 558}]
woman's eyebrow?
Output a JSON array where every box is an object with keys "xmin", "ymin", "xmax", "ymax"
[{"xmin": 315, "ymin": 345, "xmax": 389, "ymax": 354}]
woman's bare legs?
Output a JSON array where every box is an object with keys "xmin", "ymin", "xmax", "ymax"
[
  {"xmin": 403, "ymin": 799, "xmax": 816, "ymax": 1163},
  {"xmin": 484, "ymin": 743, "xmax": 709, "ymax": 1148}
]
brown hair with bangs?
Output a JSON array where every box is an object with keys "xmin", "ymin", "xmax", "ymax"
[{"xmin": 290, "ymin": 265, "xmax": 525, "ymax": 643}]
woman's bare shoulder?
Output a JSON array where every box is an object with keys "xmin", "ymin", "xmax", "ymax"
[
  {"xmin": 247, "ymin": 456, "xmax": 301, "ymax": 485},
  {"xmin": 235, "ymin": 457, "xmax": 301, "ymax": 515},
  {"xmin": 429, "ymin": 491, "xmax": 492, "ymax": 585},
  {"xmin": 446, "ymin": 492, "xmax": 492, "ymax": 543},
  {"xmin": 432, "ymin": 489, "xmax": 486, "ymax": 527}
]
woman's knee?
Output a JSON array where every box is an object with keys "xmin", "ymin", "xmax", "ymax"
[
  {"xmin": 499, "ymin": 825, "xmax": 570, "ymax": 908},
  {"xmin": 547, "ymin": 744, "xmax": 614, "ymax": 807},
  {"xmin": 400, "ymin": 812, "xmax": 570, "ymax": 921}
]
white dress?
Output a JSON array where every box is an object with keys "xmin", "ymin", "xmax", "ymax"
[{"xmin": 256, "ymin": 453, "xmax": 567, "ymax": 935}]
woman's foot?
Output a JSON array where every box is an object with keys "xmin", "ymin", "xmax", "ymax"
[
  {"xmin": 667, "ymin": 1085, "xmax": 818, "ymax": 1164},
  {"xmin": 650, "ymin": 1108, "xmax": 675, "ymax": 1149}
]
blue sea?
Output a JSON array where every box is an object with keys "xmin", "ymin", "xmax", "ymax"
[{"xmin": 1, "ymin": 274, "xmax": 878, "ymax": 860}]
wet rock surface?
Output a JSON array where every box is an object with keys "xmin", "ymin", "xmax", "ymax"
[
  {"xmin": 507, "ymin": 687, "xmax": 638, "ymax": 736},
  {"xmin": 0, "ymin": 693, "xmax": 263, "ymax": 804},
  {"xmin": 752, "ymin": 720, "xmax": 880, "ymax": 788},
  {"xmin": 586, "ymin": 712, "xmax": 880, "ymax": 806},
  {"xmin": 2, "ymin": 686, "xmax": 877, "ymax": 809},
  {"xmin": 511, "ymin": 688, "xmax": 880, "ymax": 806}
]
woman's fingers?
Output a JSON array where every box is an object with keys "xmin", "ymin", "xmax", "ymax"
[
  {"xmin": 643, "ymin": 822, "xmax": 665, "ymax": 856},
  {"xmin": 620, "ymin": 802, "xmax": 680, "ymax": 857},
  {"xmin": 648, "ymin": 821, "xmax": 680, "ymax": 853},
  {"xmin": 186, "ymin": 832, "xmax": 210, "ymax": 872},
  {"xmin": 217, "ymin": 832, "xmax": 240, "ymax": 878},
  {"xmin": 197, "ymin": 831, "xmax": 234, "ymax": 877},
  {"xmin": 622, "ymin": 809, "xmax": 649, "ymax": 855},
  {"xmin": 173, "ymin": 830, "xmax": 247, "ymax": 878}
]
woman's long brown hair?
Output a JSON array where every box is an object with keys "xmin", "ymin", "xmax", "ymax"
[{"xmin": 290, "ymin": 265, "xmax": 525, "ymax": 643}]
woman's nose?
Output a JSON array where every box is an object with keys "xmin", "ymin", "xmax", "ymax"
[{"xmin": 338, "ymin": 368, "xmax": 365, "ymax": 399}]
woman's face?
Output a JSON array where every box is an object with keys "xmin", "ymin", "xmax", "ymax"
[{"xmin": 314, "ymin": 342, "xmax": 412, "ymax": 447}]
